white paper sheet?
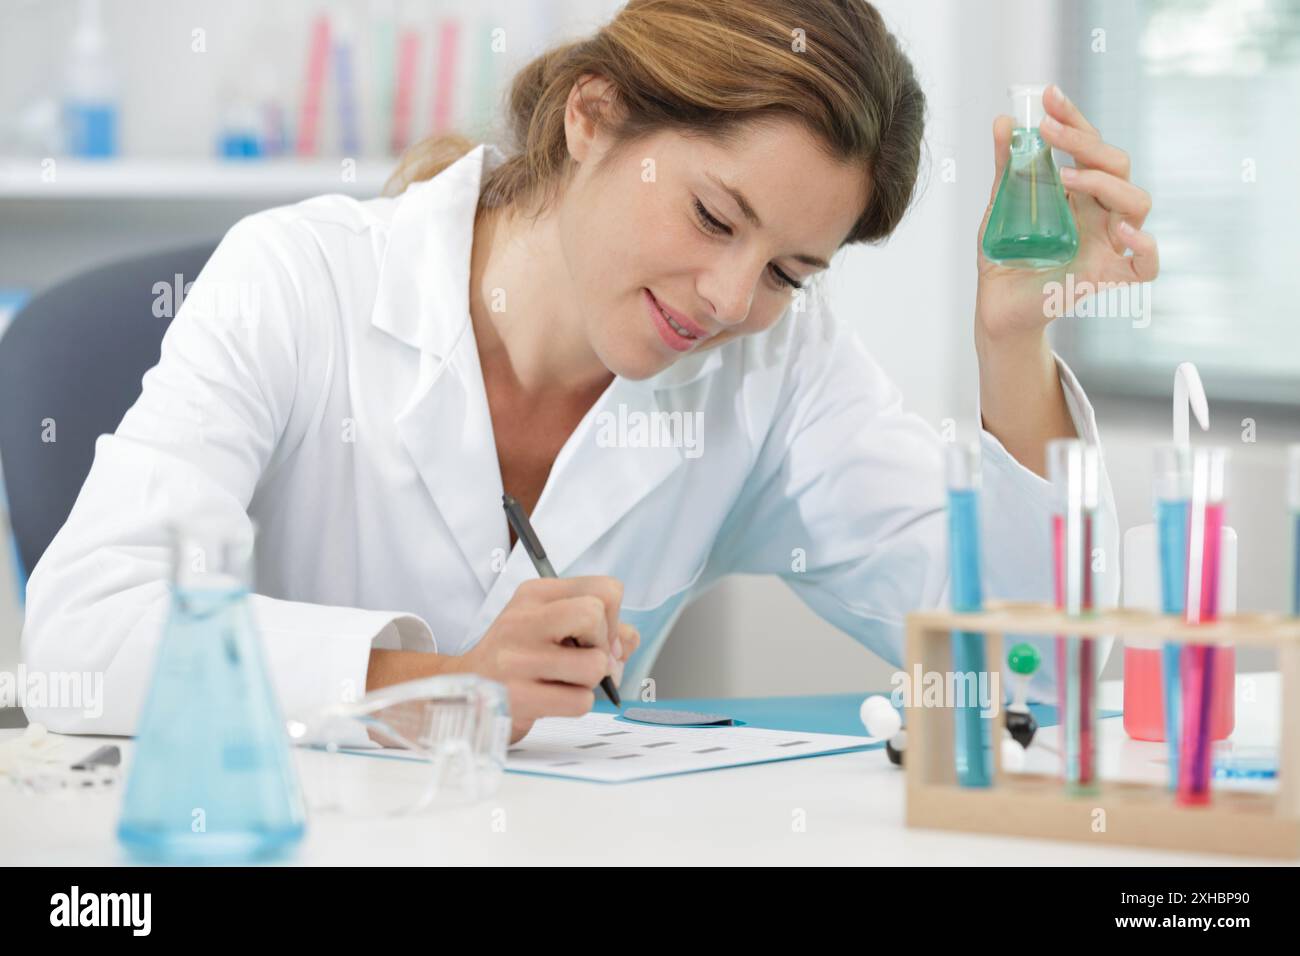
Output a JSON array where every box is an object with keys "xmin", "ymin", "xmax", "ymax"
[{"xmin": 506, "ymin": 712, "xmax": 877, "ymax": 782}]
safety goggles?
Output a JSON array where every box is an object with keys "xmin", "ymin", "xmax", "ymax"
[{"xmin": 289, "ymin": 673, "xmax": 510, "ymax": 817}]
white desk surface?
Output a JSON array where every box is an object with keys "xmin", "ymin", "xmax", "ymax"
[{"xmin": 0, "ymin": 678, "xmax": 1289, "ymax": 866}]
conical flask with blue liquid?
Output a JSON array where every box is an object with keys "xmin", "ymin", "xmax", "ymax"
[
  {"xmin": 118, "ymin": 521, "xmax": 306, "ymax": 861},
  {"xmin": 982, "ymin": 84, "xmax": 1079, "ymax": 269}
]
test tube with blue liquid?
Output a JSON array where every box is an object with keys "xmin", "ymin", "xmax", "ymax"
[
  {"xmin": 1048, "ymin": 440, "xmax": 1100, "ymax": 794},
  {"xmin": 947, "ymin": 443, "xmax": 990, "ymax": 787},
  {"xmin": 1154, "ymin": 445, "xmax": 1191, "ymax": 790}
]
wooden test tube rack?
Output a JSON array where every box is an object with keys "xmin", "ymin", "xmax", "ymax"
[{"xmin": 904, "ymin": 601, "xmax": 1300, "ymax": 859}]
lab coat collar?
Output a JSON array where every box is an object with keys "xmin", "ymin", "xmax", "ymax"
[
  {"xmin": 370, "ymin": 143, "xmax": 506, "ymax": 357},
  {"xmin": 396, "ymin": 312, "xmax": 695, "ymax": 603},
  {"xmin": 456, "ymin": 359, "xmax": 696, "ymax": 641}
]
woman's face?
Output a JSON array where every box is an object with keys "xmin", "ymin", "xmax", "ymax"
[{"xmin": 556, "ymin": 94, "xmax": 871, "ymax": 381}]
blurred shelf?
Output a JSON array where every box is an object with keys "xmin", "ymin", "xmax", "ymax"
[{"xmin": 0, "ymin": 158, "xmax": 396, "ymax": 200}]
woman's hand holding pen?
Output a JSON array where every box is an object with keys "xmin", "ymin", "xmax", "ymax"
[
  {"xmin": 972, "ymin": 83, "xmax": 1159, "ymax": 477},
  {"xmin": 447, "ymin": 576, "xmax": 640, "ymax": 743}
]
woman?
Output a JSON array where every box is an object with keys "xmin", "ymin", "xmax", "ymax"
[{"xmin": 23, "ymin": 0, "xmax": 1154, "ymax": 742}]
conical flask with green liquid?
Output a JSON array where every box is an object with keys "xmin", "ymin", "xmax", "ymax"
[{"xmin": 982, "ymin": 84, "xmax": 1079, "ymax": 269}]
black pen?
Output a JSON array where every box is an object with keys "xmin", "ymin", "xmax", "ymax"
[{"xmin": 502, "ymin": 493, "xmax": 622, "ymax": 707}]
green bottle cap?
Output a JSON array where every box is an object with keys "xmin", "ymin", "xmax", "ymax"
[{"xmin": 1008, "ymin": 642, "xmax": 1041, "ymax": 675}]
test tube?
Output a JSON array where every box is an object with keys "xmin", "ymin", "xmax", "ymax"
[
  {"xmin": 947, "ymin": 443, "xmax": 990, "ymax": 787},
  {"xmin": 1177, "ymin": 446, "xmax": 1227, "ymax": 806},
  {"xmin": 1154, "ymin": 445, "xmax": 1192, "ymax": 790},
  {"xmin": 1048, "ymin": 440, "xmax": 1100, "ymax": 793},
  {"xmin": 1289, "ymin": 445, "xmax": 1300, "ymax": 618}
]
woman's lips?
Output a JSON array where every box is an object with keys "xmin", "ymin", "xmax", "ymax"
[{"xmin": 644, "ymin": 289, "xmax": 707, "ymax": 352}]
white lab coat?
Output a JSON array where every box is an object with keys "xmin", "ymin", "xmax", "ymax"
[{"xmin": 22, "ymin": 144, "xmax": 1118, "ymax": 735}]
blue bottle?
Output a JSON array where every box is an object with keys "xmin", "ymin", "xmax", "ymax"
[
  {"xmin": 118, "ymin": 523, "xmax": 306, "ymax": 862},
  {"xmin": 64, "ymin": 0, "xmax": 119, "ymax": 158}
]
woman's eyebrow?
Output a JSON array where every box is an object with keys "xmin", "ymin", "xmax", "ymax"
[{"xmin": 706, "ymin": 171, "xmax": 831, "ymax": 270}]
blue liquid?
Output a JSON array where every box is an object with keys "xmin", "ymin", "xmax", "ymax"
[
  {"xmin": 948, "ymin": 489, "xmax": 991, "ymax": 787},
  {"xmin": 65, "ymin": 101, "xmax": 117, "ymax": 158},
  {"xmin": 1158, "ymin": 498, "xmax": 1189, "ymax": 790},
  {"xmin": 1214, "ymin": 747, "xmax": 1278, "ymax": 780},
  {"xmin": 218, "ymin": 132, "xmax": 262, "ymax": 158},
  {"xmin": 118, "ymin": 586, "xmax": 305, "ymax": 862}
]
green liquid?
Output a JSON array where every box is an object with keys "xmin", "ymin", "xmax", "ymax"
[{"xmin": 982, "ymin": 127, "xmax": 1079, "ymax": 269}]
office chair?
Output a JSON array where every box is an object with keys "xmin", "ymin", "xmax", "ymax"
[{"xmin": 0, "ymin": 242, "xmax": 219, "ymax": 591}]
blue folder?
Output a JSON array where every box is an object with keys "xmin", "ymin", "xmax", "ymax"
[
  {"xmin": 593, "ymin": 692, "xmax": 1120, "ymax": 743},
  {"xmin": 492, "ymin": 693, "xmax": 1125, "ymax": 784}
]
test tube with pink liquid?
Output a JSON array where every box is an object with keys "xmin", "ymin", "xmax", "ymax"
[{"xmin": 1177, "ymin": 447, "xmax": 1228, "ymax": 806}]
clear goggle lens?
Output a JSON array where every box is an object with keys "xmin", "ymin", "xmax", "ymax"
[{"xmin": 290, "ymin": 674, "xmax": 510, "ymax": 817}]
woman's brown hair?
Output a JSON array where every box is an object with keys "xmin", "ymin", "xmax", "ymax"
[{"xmin": 385, "ymin": 0, "xmax": 926, "ymax": 246}]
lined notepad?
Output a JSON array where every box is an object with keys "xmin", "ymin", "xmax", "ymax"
[{"xmin": 506, "ymin": 712, "xmax": 876, "ymax": 783}]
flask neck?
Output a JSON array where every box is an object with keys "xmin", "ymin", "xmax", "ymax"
[{"xmin": 1008, "ymin": 84, "xmax": 1047, "ymax": 130}]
